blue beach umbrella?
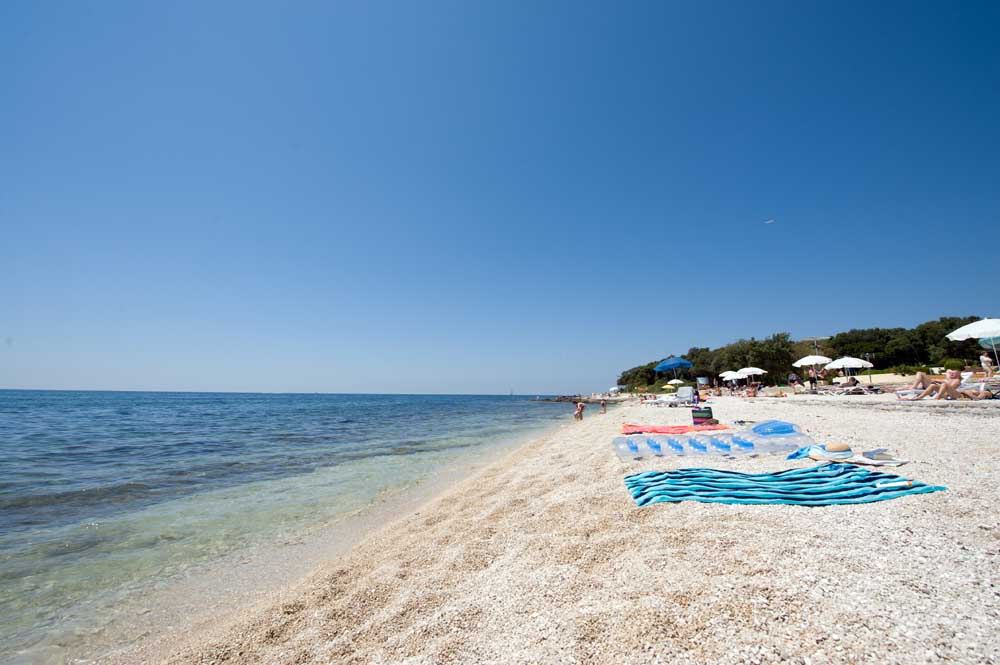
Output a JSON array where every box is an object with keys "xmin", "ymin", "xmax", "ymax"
[
  {"xmin": 654, "ymin": 356, "xmax": 693, "ymax": 379},
  {"xmin": 979, "ymin": 336, "xmax": 1000, "ymax": 352},
  {"xmin": 654, "ymin": 357, "xmax": 693, "ymax": 372}
]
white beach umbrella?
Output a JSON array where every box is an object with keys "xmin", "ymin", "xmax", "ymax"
[
  {"xmin": 667, "ymin": 379, "xmax": 684, "ymax": 385},
  {"xmin": 792, "ymin": 354, "xmax": 833, "ymax": 389},
  {"xmin": 718, "ymin": 370, "xmax": 742, "ymax": 386},
  {"xmin": 946, "ymin": 318, "xmax": 1000, "ymax": 366},
  {"xmin": 824, "ymin": 357, "xmax": 874, "ymax": 370},
  {"xmin": 793, "ymin": 355, "xmax": 833, "ymax": 367},
  {"xmin": 737, "ymin": 367, "xmax": 766, "ymax": 386},
  {"xmin": 824, "ymin": 357, "xmax": 873, "ymax": 378}
]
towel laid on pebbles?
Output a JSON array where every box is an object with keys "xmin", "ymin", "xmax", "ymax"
[
  {"xmin": 621, "ymin": 424, "xmax": 729, "ymax": 435},
  {"xmin": 787, "ymin": 444, "xmax": 909, "ymax": 466},
  {"xmin": 625, "ymin": 464, "xmax": 945, "ymax": 507}
]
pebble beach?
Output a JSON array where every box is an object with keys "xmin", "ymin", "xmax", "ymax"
[
  {"xmin": 116, "ymin": 394, "xmax": 998, "ymax": 664},
  {"xmin": 9, "ymin": 3, "xmax": 999, "ymax": 663}
]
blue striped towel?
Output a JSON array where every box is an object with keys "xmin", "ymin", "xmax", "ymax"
[{"xmin": 624, "ymin": 463, "xmax": 946, "ymax": 507}]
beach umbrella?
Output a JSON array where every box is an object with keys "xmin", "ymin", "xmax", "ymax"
[
  {"xmin": 667, "ymin": 379, "xmax": 684, "ymax": 385},
  {"xmin": 793, "ymin": 355, "xmax": 833, "ymax": 367},
  {"xmin": 825, "ymin": 357, "xmax": 874, "ymax": 370},
  {"xmin": 947, "ymin": 318, "xmax": 1000, "ymax": 367},
  {"xmin": 719, "ymin": 370, "xmax": 741, "ymax": 385},
  {"xmin": 738, "ymin": 368, "xmax": 764, "ymax": 385},
  {"xmin": 737, "ymin": 367, "xmax": 766, "ymax": 387},
  {"xmin": 654, "ymin": 357, "xmax": 693, "ymax": 372},
  {"xmin": 825, "ymin": 356, "xmax": 873, "ymax": 376},
  {"xmin": 654, "ymin": 356, "xmax": 693, "ymax": 379},
  {"xmin": 793, "ymin": 354, "xmax": 833, "ymax": 389}
]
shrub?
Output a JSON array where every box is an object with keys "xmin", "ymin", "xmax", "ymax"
[{"xmin": 942, "ymin": 358, "xmax": 966, "ymax": 371}]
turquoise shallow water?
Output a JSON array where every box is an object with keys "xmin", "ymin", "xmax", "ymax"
[{"xmin": 0, "ymin": 391, "xmax": 571, "ymax": 662}]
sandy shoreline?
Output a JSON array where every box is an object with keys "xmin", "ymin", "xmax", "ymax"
[
  {"xmin": 117, "ymin": 396, "xmax": 997, "ymax": 664},
  {"xmin": 64, "ymin": 420, "xmax": 567, "ymax": 665}
]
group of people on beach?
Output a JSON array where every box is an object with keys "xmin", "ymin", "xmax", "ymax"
[
  {"xmin": 900, "ymin": 369, "xmax": 995, "ymax": 401},
  {"xmin": 622, "ymin": 350, "xmax": 997, "ymax": 406},
  {"xmin": 786, "ymin": 367, "xmax": 827, "ymax": 392},
  {"xmin": 891, "ymin": 350, "xmax": 996, "ymax": 401}
]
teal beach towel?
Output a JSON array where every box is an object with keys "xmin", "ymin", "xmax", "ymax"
[{"xmin": 625, "ymin": 463, "xmax": 946, "ymax": 507}]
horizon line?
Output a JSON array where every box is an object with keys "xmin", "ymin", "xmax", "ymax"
[{"xmin": 0, "ymin": 388, "xmax": 585, "ymax": 397}]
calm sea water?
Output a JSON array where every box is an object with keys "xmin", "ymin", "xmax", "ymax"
[{"xmin": 0, "ymin": 390, "xmax": 572, "ymax": 662}]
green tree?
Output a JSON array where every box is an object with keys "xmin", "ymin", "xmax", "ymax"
[
  {"xmin": 756, "ymin": 333, "xmax": 794, "ymax": 383},
  {"xmin": 616, "ymin": 361, "xmax": 658, "ymax": 390},
  {"xmin": 683, "ymin": 346, "xmax": 717, "ymax": 381},
  {"xmin": 615, "ymin": 315, "xmax": 985, "ymax": 388}
]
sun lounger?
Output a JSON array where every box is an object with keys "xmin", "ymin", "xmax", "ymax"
[
  {"xmin": 657, "ymin": 386, "xmax": 694, "ymax": 407},
  {"xmin": 896, "ymin": 381, "xmax": 998, "ymax": 401},
  {"xmin": 834, "ymin": 386, "xmax": 881, "ymax": 395}
]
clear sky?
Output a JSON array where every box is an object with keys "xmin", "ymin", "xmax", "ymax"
[{"xmin": 3, "ymin": 1, "xmax": 998, "ymax": 394}]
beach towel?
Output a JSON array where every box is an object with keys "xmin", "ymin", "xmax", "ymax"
[
  {"xmin": 787, "ymin": 445, "xmax": 909, "ymax": 466},
  {"xmin": 621, "ymin": 424, "xmax": 730, "ymax": 435},
  {"xmin": 624, "ymin": 464, "xmax": 945, "ymax": 507}
]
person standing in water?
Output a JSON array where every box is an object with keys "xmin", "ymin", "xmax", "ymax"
[
  {"xmin": 574, "ymin": 402, "xmax": 585, "ymax": 421},
  {"xmin": 600, "ymin": 399, "xmax": 607, "ymax": 414}
]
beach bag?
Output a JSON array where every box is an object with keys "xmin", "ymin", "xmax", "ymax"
[{"xmin": 691, "ymin": 407, "xmax": 713, "ymax": 425}]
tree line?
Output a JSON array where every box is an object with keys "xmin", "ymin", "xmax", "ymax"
[{"xmin": 616, "ymin": 316, "xmax": 982, "ymax": 390}]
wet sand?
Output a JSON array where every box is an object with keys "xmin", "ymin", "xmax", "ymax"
[{"xmin": 121, "ymin": 396, "xmax": 998, "ymax": 664}]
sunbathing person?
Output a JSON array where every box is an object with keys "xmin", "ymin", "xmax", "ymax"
[
  {"xmin": 902, "ymin": 380, "xmax": 993, "ymax": 401},
  {"xmin": 908, "ymin": 369, "xmax": 961, "ymax": 391},
  {"xmin": 943, "ymin": 385, "xmax": 995, "ymax": 400},
  {"xmin": 958, "ymin": 387, "xmax": 996, "ymax": 400},
  {"xmin": 900, "ymin": 382, "xmax": 947, "ymax": 400}
]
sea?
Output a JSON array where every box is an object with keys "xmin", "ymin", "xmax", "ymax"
[{"xmin": 0, "ymin": 390, "xmax": 574, "ymax": 663}]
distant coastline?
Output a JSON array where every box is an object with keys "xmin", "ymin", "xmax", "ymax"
[{"xmin": 536, "ymin": 395, "xmax": 628, "ymax": 404}]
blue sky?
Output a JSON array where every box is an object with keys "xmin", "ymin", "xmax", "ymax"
[{"xmin": 3, "ymin": 1, "xmax": 998, "ymax": 394}]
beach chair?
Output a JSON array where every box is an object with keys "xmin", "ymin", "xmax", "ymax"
[{"xmin": 659, "ymin": 386, "xmax": 694, "ymax": 407}]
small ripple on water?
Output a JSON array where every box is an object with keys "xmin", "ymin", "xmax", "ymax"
[{"xmin": 0, "ymin": 482, "xmax": 155, "ymax": 511}]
